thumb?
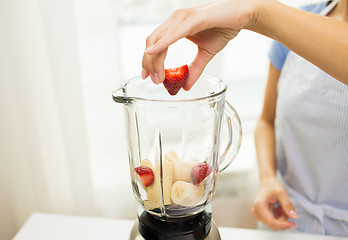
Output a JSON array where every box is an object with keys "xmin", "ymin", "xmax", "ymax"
[
  {"xmin": 278, "ymin": 192, "xmax": 298, "ymax": 219},
  {"xmin": 183, "ymin": 47, "xmax": 214, "ymax": 91}
]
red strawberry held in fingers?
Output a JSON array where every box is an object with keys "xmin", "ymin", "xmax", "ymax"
[
  {"xmin": 191, "ymin": 162, "xmax": 212, "ymax": 185},
  {"xmin": 135, "ymin": 165, "xmax": 154, "ymax": 187},
  {"xmin": 163, "ymin": 65, "xmax": 189, "ymax": 95},
  {"xmin": 271, "ymin": 202, "xmax": 286, "ymax": 219}
]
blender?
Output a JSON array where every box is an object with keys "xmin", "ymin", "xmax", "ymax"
[{"xmin": 113, "ymin": 75, "xmax": 242, "ymax": 240}]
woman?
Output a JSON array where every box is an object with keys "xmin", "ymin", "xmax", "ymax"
[
  {"xmin": 253, "ymin": 0, "xmax": 348, "ymax": 235},
  {"xmin": 142, "ymin": 0, "xmax": 348, "ymax": 236}
]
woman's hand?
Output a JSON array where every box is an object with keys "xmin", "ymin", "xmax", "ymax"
[
  {"xmin": 142, "ymin": 0, "xmax": 258, "ymax": 89},
  {"xmin": 252, "ymin": 177, "xmax": 298, "ymax": 230}
]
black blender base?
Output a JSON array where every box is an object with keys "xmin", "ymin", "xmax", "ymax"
[{"xmin": 129, "ymin": 210, "xmax": 221, "ymax": 240}]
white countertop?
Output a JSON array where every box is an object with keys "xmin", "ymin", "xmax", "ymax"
[{"xmin": 13, "ymin": 213, "xmax": 348, "ymax": 240}]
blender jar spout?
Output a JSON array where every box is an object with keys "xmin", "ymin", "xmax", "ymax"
[{"xmin": 112, "ymin": 87, "xmax": 133, "ymax": 104}]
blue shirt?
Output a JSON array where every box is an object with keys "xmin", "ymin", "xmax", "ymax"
[{"xmin": 271, "ymin": 0, "xmax": 348, "ymax": 236}]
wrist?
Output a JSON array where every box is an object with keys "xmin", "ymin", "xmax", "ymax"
[
  {"xmin": 259, "ymin": 172, "xmax": 277, "ymax": 183},
  {"xmin": 245, "ymin": 0, "xmax": 278, "ymax": 35}
]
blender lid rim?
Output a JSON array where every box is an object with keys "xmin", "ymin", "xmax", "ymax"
[{"xmin": 112, "ymin": 74, "xmax": 228, "ymax": 103}]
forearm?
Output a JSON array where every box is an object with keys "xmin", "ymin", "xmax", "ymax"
[
  {"xmin": 254, "ymin": 120, "xmax": 277, "ymax": 182},
  {"xmin": 249, "ymin": 0, "xmax": 348, "ymax": 85}
]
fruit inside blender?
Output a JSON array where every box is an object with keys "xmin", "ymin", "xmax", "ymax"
[{"xmin": 134, "ymin": 150, "xmax": 214, "ymax": 216}]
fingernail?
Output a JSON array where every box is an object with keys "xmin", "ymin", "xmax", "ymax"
[
  {"xmin": 290, "ymin": 224, "xmax": 298, "ymax": 229},
  {"xmin": 290, "ymin": 210, "xmax": 298, "ymax": 219},
  {"xmin": 142, "ymin": 68, "xmax": 146, "ymax": 79}
]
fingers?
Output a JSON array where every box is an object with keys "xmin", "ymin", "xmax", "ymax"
[
  {"xmin": 142, "ymin": 8, "xmax": 198, "ymax": 84},
  {"xmin": 252, "ymin": 180, "xmax": 298, "ymax": 231},
  {"xmin": 146, "ymin": 37, "xmax": 175, "ymax": 56},
  {"xmin": 252, "ymin": 201, "xmax": 298, "ymax": 230},
  {"xmin": 146, "ymin": 8, "xmax": 197, "ymax": 55},
  {"xmin": 157, "ymin": 49, "xmax": 168, "ymax": 83},
  {"xmin": 278, "ymin": 191, "xmax": 299, "ymax": 219},
  {"xmin": 183, "ymin": 47, "xmax": 215, "ymax": 90},
  {"xmin": 142, "ymin": 48, "xmax": 166, "ymax": 84}
]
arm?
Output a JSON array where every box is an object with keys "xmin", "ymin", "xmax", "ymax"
[
  {"xmin": 254, "ymin": 63, "xmax": 278, "ymax": 183},
  {"xmin": 143, "ymin": 0, "xmax": 348, "ymax": 87},
  {"xmin": 248, "ymin": 0, "xmax": 348, "ymax": 85},
  {"xmin": 252, "ymin": 64, "xmax": 298, "ymax": 230}
]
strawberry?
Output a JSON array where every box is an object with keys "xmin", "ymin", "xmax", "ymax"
[
  {"xmin": 135, "ymin": 165, "xmax": 154, "ymax": 187},
  {"xmin": 191, "ymin": 162, "xmax": 212, "ymax": 185},
  {"xmin": 271, "ymin": 203, "xmax": 285, "ymax": 219},
  {"xmin": 163, "ymin": 65, "xmax": 189, "ymax": 95}
]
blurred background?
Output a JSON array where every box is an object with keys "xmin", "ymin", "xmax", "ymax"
[{"xmin": 0, "ymin": 0, "xmax": 322, "ymax": 239}]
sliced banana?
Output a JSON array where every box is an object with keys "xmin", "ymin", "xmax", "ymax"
[
  {"xmin": 143, "ymin": 200, "xmax": 161, "ymax": 210},
  {"xmin": 173, "ymin": 161, "xmax": 195, "ymax": 182},
  {"xmin": 162, "ymin": 158, "xmax": 174, "ymax": 204},
  {"xmin": 171, "ymin": 181, "xmax": 204, "ymax": 206},
  {"xmin": 146, "ymin": 157, "xmax": 174, "ymax": 206},
  {"xmin": 164, "ymin": 150, "xmax": 180, "ymax": 162}
]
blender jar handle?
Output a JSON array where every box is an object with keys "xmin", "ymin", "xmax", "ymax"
[{"xmin": 218, "ymin": 101, "xmax": 242, "ymax": 172}]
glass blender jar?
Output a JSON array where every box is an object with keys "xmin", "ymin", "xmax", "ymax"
[{"xmin": 113, "ymin": 75, "xmax": 242, "ymax": 240}]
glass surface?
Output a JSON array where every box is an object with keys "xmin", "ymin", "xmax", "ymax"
[
  {"xmin": 118, "ymin": 74, "xmax": 226, "ymax": 102},
  {"xmin": 113, "ymin": 75, "xmax": 241, "ymax": 219}
]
